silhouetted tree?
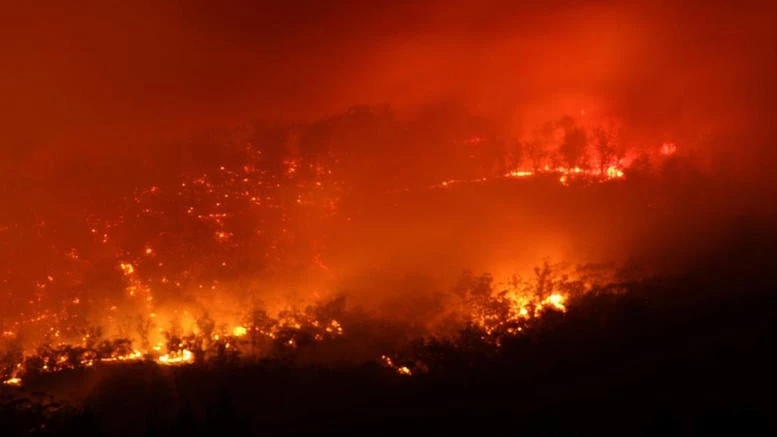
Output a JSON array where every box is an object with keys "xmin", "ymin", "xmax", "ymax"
[
  {"xmin": 506, "ymin": 140, "xmax": 525, "ymax": 171},
  {"xmin": 534, "ymin": 261, "xmax": 554, "ymax": 301},
  {"xmin": 136, "ymin": 315, "xmax": 152, "ymax": 351},
  {"xmin": 525, "ymin": 140, "xmax": 547, "ymax": 171},
  {"xmin": 593, "ymin": 126, "xmax": 616, "ymax": 172},
  {"xmin": 196, "ymin": 311, "xmax": 216, "ymax": 347},
  {"xmin": 0, "ymin": 343, "xmax": 22, "ymax": 380},
  {"xmin": 559, "ymin": 117, "xmax": 588, "ymax": 168},
  {"xmin": 245, "ymin": 307, "xmax": 275, "ymax": 358}
]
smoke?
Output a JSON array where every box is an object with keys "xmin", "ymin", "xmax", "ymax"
[
  {"xmin": 1, "ymin": 0, "xmax": 776, "ymax": 351},
  {"xmin": 3, "ymin": 1, "xmax": 775, "ymax": 171}
]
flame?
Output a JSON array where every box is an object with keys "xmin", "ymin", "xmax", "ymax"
[
  {"xmin": 605, "ymin": 166, "xmax": 624, "ymax": 179},
  {"xmin": 507, "ymin": 170, "xmax": 533, "ymax": 177},
  {"xmin": 2, "ymin": 377, "xmax": 22, "ymax": 386},
  {"xmin": 158, "ymin": 349, "xmax": 194, "ymax": 365},
  {"xmin": 0, "ymin": 268, "xmax": 583, "ymax": 385},
  {"xmin": 119, "ymin": 262, "xmax": 135, "ymax": 275},
  {"xmin": 381, "ymin": 355, "xmax": 413, "ymax": 376},
  {"xmin": 539, "ymin": 293, "xmax": 567, "ymax": 312},
  {"xmin": 100, "ymin": 350, "xmax": 144, "ymax": 363},
  {"xmin": 419, "ymin": 160, "xmax": 629, "ymax": 193}
]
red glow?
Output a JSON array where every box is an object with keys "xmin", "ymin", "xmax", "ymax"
[{"xmin": 2, "ymin": 1, "xmax": 776, "ymax": 390}]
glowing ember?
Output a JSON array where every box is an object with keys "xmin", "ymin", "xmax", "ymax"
[{"xmin": 232, "ymin": 326, "xmax": 248, "ymax": 337}]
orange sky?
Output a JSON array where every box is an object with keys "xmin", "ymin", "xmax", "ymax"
[{"xmin": 1, "ymin": 0, "xmax": 776, "ymax": 179}]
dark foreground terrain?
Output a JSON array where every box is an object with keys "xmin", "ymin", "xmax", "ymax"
[{"xmin": 2, "ymin": 224, "xmax": 776, "ymax": 436}]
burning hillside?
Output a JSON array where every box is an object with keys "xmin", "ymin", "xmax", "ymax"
[
  {"xmin": 1, "ymin": 106, "xmax": 694, "ymax": 387},
  {"xmin": 2, "ymin": 1, "xmax": 777, "ymax": 433}
]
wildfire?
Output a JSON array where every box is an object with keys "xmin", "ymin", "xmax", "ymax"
[
  {"xmin": 119, "ymin": 263, "xmax": 135, "ymax": 276},
  {"xmin": 535, "ymin": 293, "xmax": 567, "ymax": 314},
  {"xmin": 0, "ymin": 265, "xmax": 591, "ymax": 387},
  {"xmin": 2, "ymin": 377, "xmax": 22, "ymax": 386},
  {"xmin": 158, "ymin": 349, "xmax": 194, "ymax": 366},
  {"xmin": 100, "ymin": 350, "xmax": 144, "ymax": 363},
  {"xmin": 506, "ymin": 164, "xmax": 626, "ymax": 183},
  {"xmin": 605, "ymin": 166, "xmax": 624, "ymax": 179},
  {"xmin": 381, "ymin": 355, "xmax": 413, "ymax": 376},
  {"xmin": 507, "ymin": 170, "xmax": 533, "ymax": 177},
  {"xmin": 419, "ymin": 161, "xmax": 628, "ymax": 193},
  {"xmin": 0, "ymin": 111, "xmax": 680, "ymax": 389}
]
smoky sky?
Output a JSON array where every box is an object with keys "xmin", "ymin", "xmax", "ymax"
[
  {"xmin": 1, "ymin": 0, "xmax": 777, "ymax": 341},
  {"xmin": 2, "ymin": 0, "xmax": 776, "ymax": 180}
]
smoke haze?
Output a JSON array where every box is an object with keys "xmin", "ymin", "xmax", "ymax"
[{"xmin": 1, "ymin": 0, "xmax": 777, "ymax": 342}]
